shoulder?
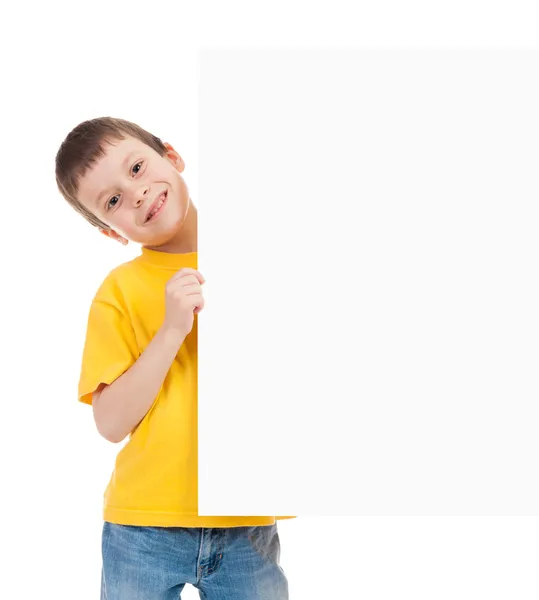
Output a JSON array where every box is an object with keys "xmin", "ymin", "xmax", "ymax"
[{"xmin": 92, "ymin": 257, "xmax": 142, "ymax": 310}]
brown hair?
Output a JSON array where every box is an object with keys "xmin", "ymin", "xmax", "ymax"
[{"xmin": 55, "ymin": 117, "xmax": 167, "ymax": 230}]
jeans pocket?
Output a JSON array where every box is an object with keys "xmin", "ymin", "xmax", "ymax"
[{"xmin": 247, "ymin": 524, "xmax": 281, "ymax": 563}]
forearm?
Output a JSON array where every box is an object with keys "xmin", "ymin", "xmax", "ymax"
[{"xmin": 94, "ymin": 326, "xmax": 186, "ymax": 442}]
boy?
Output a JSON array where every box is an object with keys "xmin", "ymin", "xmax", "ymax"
[{"xmin": 55, "ymin": 117, "xmax": 293, "ymax": 599}]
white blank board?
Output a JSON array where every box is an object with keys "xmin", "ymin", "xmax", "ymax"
[{"xmin": 198, "ymin": 49, "xmax": 539, "ymax": 516}]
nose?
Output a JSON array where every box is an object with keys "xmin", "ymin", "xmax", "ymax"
[{"xmin": 133, "ymin": 185, "xmax": 149, "ymax": 207}]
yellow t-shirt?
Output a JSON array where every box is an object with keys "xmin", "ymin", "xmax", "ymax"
[{"xmin": 79, "ymin": 247, "xmax": 295, "ymax": 527}]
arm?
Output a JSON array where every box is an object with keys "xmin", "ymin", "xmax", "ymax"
[{"xmin": 92, "ymin": 325, "xmax": 185, "ymax": 443}]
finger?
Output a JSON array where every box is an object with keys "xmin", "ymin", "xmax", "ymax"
[
  {"xmin": 169, "ymin": 286, "xmax": 201, "ymax": 302},
  {"xmin": 189, "ymin": 294, "xmax": 204, "ymax": 313},
  {"xmin": 168, "ymin": 274, "xmax": 199, "ymax": 288},
  {"xmin": 170, "ymin": 268, "xmax": 205, "ymax": 284},
  {"xmin": 180, "ymin": 283, "xmax": 203, "ymax": 296},
  {"xmin": 193, "ymin": 298, "xmax": 205, "ymax": 314}
]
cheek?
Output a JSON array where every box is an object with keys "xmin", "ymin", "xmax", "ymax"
[{"xmin": 109, "ymin": 210, "xmax": 133, "ymax": 233}]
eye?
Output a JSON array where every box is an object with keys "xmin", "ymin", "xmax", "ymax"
[
  {"xmin": 104, "ymin": 161, "xmax": 143, "ymax": 210},
  {"xmin": 107, "ymin": 195, "xmax": 120, "ymax": 210}
]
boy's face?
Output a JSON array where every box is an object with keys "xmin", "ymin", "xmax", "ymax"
[{"xmin": 76, "ymin": 135, "xmax": 190, "ymax": 247}]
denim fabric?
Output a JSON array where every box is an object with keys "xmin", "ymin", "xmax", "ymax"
[{"xmin": 100, "ymin": 521, "xmax": 289, "ymax": 599}]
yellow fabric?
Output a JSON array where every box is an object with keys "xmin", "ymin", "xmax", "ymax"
[{"xmin": 79, "ymin": 248, "xmax": 295, "ymax": 527}]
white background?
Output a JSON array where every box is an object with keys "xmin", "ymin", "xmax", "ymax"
[{"xmin": 2, "ymin": 1, "xmax": 539, "ymax": 598}]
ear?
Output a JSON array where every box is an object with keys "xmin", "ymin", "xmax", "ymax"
[
  {"xmin": 163, "ymin": 142, "xmax": 185, "ymax": 172},
  {"xmin": 99, "ymin": 228, "xmax": 129, "ymax": 245}
]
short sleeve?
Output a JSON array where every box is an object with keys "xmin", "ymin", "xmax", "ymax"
[{"xmin": 78, "ymin": 300, "xmax": 139, "ymax": 406}]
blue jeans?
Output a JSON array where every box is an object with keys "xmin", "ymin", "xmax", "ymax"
[{"xmin": 100, "ymin": 522, "xmax": 289, "ymax": 599}]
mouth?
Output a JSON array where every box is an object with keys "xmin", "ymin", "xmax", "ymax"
[{"xmin": 145, "ymin": 190, "xmax": 168, "ymax": 223}]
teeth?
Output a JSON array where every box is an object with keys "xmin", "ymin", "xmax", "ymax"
[{"xmin": 147, "ymin": 194, "xmax": 165, "ymax": 221}]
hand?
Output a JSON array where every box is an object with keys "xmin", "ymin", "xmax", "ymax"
[{"xmin": 162, "ymin": 268, "xmax": 205, "ymax": 338}]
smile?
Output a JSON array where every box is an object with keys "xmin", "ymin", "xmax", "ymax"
[{"xmin": 145, "ymin": 191, "xmax": 167, "ymax": 223}]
